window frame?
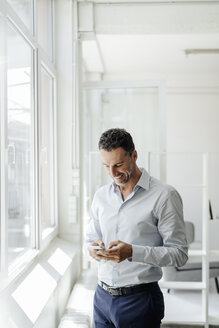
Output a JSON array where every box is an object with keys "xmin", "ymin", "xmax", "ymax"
[
  {"xmin": 35, "ymin": 0, "xmax": 55, "ymax": 63},
  {"xmin": 7, "ymin": 18, "xmax": 36, "ymax": 275},
  {"xmin": 37, "ymin": 55, "xmax": 58, "ymax": 251},
  {"xmin": 0, "ymin": 0, "xmax": 57, "ymax": 285},
  {"xmin": 0, "ymin": 6, "xmax": 8, "ymax": 281}
]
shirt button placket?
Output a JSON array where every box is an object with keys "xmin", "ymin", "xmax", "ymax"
[
  {"xmin": 116, "ymin": 204, "xmax": 123, "ymax": 239},
  {"xmin": 112, "ymin": 204, "xmax": 123, "ymax": 285}
]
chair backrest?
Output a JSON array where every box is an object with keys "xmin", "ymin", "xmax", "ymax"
[{"xmin": 185, "ymin": 221, "xmax": 194, "ymax": 244}]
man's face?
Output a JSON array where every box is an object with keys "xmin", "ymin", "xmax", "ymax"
[{"xmin": 100, "ymin": 147, "xmax": 136, "ymax": 186}]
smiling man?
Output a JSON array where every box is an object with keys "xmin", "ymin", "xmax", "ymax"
[{"xmin": 85, "ymin": 128, "xmax": 188, "ymax": 328}]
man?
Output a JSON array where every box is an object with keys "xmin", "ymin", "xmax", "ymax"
[{"xmin": 85, "ymin": 128, "xmax": 188, "ymax": 328}]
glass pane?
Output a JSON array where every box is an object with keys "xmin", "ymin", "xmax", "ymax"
[
  {"xmin": 7, "ymin": 0, "xmax": 33, "ymax": 32},
  {"xmin": 40, "ymin": 66, "xmax": 55, "ymax": 235},
  {"xmin": 83, "ymin": 87, "xmax": 159, "ymax": 206},
  {"xmin": 36, "ymin": 0, "xmax": 52, "ymax": 59},
  {"xmin": 0, "ymin": 14, "xmax": 5, "ymax": 271},
  {"xmin": 7, "ymin": 23, "xmax": 33, "ymax": 265}
]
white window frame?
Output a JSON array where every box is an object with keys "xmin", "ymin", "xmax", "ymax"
[
  {"xmin": 0, "ymin": 0, "xmax": 58, "ymax": 286},
  {"xmin": 37, "ymin": 55, "xmax": 58, "ymax": 252},
  {"xmin": 7, "ymin": 18, "xmax": 37, "ymax": 278},
  {"xmin": 35, "ymin": 0, "xmax": 55, "ymax": 63},
  {"xmin": 0, "ymin": 6, "xmax": 8, "ymax": 282}
]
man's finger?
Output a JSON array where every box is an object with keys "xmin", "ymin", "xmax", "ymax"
[
  {"xmin": 97, "ymin": 249, "xmax": 119, "ymax": 257},
  {"xmin": 108, "ymin": 241, "xmax": 120, "ymax": 248},
  {"xmin": 96, "ymin": 250, "xmax": 119, "ymax": 258},
  {"xmin": 106, "ymin": 247, "xmax": 119, "ymax": 253},
  {"xmin": 96, "ymin": 255, "xmax": 120, "ymax": 262},
  {"xmin": 92, "ymin": 240, "xmax": 105, "ymax": 246}
]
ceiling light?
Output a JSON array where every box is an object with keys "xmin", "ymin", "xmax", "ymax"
[{"xmin": 185, "ymin": 49, "xmax": 219, "ymax": 56}]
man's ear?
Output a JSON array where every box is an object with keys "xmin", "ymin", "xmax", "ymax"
[{"xmin": 132, "ymin": 150, "xmax": 138, "ymax": 162}]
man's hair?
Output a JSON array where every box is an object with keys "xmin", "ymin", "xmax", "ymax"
[{"xmin": 98, "ymin": 128, "xmax": 135, "ymax": 156}]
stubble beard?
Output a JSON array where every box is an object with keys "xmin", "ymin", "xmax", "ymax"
[{"xmin": 113, "ymin": 162, "xmax": 134, "ymax": 186}]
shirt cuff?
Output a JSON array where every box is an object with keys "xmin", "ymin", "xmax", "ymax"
[{"xmin": 132, "ymin": 244, "xmax": 147, "ymax": 262}]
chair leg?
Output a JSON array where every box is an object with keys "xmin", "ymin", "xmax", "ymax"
[{"xmin": 214, "ymin": 277, "xmax": 219, "ymax": 294}]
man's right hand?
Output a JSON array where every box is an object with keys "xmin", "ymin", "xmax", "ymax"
[{"xmin": 88, "ymin": 239, "xmax": 105, "ymax": 260}]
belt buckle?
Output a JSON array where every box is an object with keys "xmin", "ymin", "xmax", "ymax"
[
  {"xmin": 109, "ymin": 287, "xmax": 122, "ymax": 296},
  {"xmin": 109, "ymin": 288, "xmax": 118, "ymax": 296}
]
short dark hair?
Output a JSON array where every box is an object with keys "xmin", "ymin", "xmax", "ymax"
[{"xmin": 98, "ymin": 128, "xmax": 135, "ymax": 156}]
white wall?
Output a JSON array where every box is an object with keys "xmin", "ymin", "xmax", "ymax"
[
  {"xmin": 166, "ymin": 76, "xmax": 219, "ymax": 242},
  {"xmin": 167, "ymin": 91, "xmax": 219, "ymax": 153}
]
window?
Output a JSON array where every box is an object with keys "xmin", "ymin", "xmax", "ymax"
[
  {"xmin": 0, "ymin": 0, "xmax": 57, "ymax": 278},
  {"xmin": 7, "ymin": 0, "xmax": 34, "ymax": 32},
  {"xmin": 7, "ymin": 23, "xmax": 34, "ymax": 265},
  {"xmin": 0, "ymin": 11, "xmax": 7, "ymax": 277},
  {"xmin": 39, "ymin": 66, "xmax": 56, "ymax": 237}
]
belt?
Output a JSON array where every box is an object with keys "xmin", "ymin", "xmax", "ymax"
[{"xmin": 98, "ymin": 281, "xmax": 158, "ymax": 296}]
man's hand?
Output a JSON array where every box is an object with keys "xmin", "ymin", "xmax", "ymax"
[
  {"xmin": 88, "ymin": 239, "xmax": 105, "ymax": 260},
  {"xmin": 96, "ymin": 240, "xmax": 132, "ymax": 263}
]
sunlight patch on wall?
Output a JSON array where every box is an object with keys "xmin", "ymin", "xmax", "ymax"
[
  {"xmin": 48, "ymin": 248, "xmax": 72, "ymax": 275},
  {"xmin": 12, "ymin": 264, "xmax": 57, "ymax": 323}
]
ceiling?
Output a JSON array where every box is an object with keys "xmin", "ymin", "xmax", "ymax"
[
  {"xmin": 83, "ymin": 34, "xmax": 219, "ymax": 74},
  {"xmin": 81, "ymin": 2, "xmax": 219, "ymax": 75}
]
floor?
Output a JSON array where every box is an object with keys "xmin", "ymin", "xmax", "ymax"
[
  {"xmin": 162, "ymin": 326, "xmax": 219, "ymax": 328},
  {"xmin": 160, "ymin": 281, "xmax": 219, "ymax": 327}
]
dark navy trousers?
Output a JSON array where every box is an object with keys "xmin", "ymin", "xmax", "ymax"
[{"xmin": 93, "ymin": 283, "xmax": 164, "ymax": 328}]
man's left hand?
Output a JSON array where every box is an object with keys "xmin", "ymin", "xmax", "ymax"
[{"xmin": 96, "ymin": 240, "xmax": 132, "ymax": 263}]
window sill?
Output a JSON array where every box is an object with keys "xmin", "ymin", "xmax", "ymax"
[
  {"xmin": 0, "ymin": 237, "xmax": 79, "ymax": 292},
  {"xmin": 0, "ymin": 238, "xmax": 81, "ymax": 327},
  {"xmin": 0, "ymin": 249, "xmax": 39, "ymax": 292}
]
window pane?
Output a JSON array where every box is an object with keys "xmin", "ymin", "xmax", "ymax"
[
  {"xmin": 40, "ymin": 67, "xmax": 55, "ymax": 235},
  {"xmin": 36, "ymin": 0, "xmax": 53, "ymax": 59},
  {"xmin": 7, "ymin": 24, "xmax": 34, "ymax": 265},
  {"xmin": 0, "ymin": 14, "xmax": 6, "ymax": 273},
  {"xmin": 7, "ymin": 0, "xmax": 33, "ymax": 32}
]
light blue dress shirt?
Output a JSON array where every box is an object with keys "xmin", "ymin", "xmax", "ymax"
[{"xmin": 85, "ymin": 168, "xmax": 188, "ymax": 287}]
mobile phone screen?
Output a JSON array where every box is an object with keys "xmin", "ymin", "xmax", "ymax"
[{"xmin": 89, "ymin": 245, "xmax": 105, "ymax": 250}]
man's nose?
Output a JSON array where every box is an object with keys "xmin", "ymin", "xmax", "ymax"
[{"xmin": 110, "ymin": 166, "xmax": 117, "ymax": 177}]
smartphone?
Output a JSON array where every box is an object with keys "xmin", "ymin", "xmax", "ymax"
[{"xmin": 89, "ymin": 245, "xmax": 105, "ymax": 250}]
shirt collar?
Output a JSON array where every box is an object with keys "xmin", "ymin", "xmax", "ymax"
[
  {"xmin": 112, "ymin": 167, "xmax": 150, "ymax": 192},
  {"xmin": 135, "ymin": 168, "xmax": 150, "ymax": 191}
]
